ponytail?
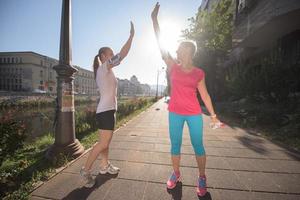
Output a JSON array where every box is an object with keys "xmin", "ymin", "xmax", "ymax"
[
  {"xmin": 93, "ymin": 47, "xmax": 111, "ymax": 78},
  {"xmin": 93, "ymin": 55, "xmax": 100, "ymax": 79}
]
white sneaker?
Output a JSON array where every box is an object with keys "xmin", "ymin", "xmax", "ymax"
[
  {"xmin": 80, "ymin": 167, "xmax": 95, "ymax": 188},
  {"xmin": 99, "ymin": 162, "xmax": 120, "ymax": 175}
]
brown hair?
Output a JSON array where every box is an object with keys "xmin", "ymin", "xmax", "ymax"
[{"xmin": 93, "ymin": 47, "xmax": 111, "ymax": 78}]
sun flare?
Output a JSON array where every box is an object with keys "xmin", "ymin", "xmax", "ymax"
[
  {"xmin": 144, "ymin": 19, "xmax": 183, "ymax": 57},
  {"xmin": 160, "ymin": 20, "xmax": 183, "ymax": 55}
]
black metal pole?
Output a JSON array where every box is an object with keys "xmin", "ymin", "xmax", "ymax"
[{"xmin": 155, "ymin": 69, "xmax": 159, "ymax": 99}]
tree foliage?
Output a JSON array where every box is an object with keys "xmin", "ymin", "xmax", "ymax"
[
  {"xmin": 183, "ymin": 0, "xmax": 233, "ymax": 54},
  {"xmin": 183, "ymin": 0, "xmax": 234, "ymax": 100}
]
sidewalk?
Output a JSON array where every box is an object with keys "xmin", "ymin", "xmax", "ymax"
[{"xmin": 30, "ymin": 99, "xmax": 300, "ymax": 200}]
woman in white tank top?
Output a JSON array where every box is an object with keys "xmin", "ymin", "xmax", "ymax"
[{"xmin": 80, "ymin": 22, "xmax": 135, "ymax": 188}]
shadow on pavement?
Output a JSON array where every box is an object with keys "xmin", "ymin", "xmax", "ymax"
[
  {"xmin": 167, "ymin": 182, "xmax": 182, "ymax": 200},
  {"xmin": 203, "ymin": 106, "xmax": 300, "ymax": 160},
  {"xmin": 61, "ymin": 174, "xmax": 118, "ymax": 200},
  {"xmin": 237, "ymin": 135, "xmax": 268, "ymax": 154},
  {"xmin": 198, "ymin": 192, "xmax": 212, "ymax": 200}
]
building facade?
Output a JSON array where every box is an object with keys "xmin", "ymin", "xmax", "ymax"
[
  {"xmin": 0, "ymin": 51, "xmax": 152, "ymax": 97},
  {"xmin": 230, "ymin": 0, "xmax": 300, "ymax": 66},
  {"xmin": 73, "ymin": 65, "xmax": 97, "ymax": 96},
  {"xmin": 117, "ymin": 75, "xmax": 151, "ymax": 97},
  {"xmin": 201, "ymin": 0, "xmax": 300, "ymax": 67},
  {"xmin": 0, "ymin": 51, "xmax": 97, "ymax": 95}
]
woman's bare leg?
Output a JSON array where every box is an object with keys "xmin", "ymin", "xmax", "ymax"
[{"xmin": 84, "ymin": 129, "xmax": 113, "ymax": 170}]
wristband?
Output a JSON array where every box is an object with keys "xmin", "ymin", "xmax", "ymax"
[{"xmin": 210, "ymin": 114, "xmax": 217, "ymax": 118}]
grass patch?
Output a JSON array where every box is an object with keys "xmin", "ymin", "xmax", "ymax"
[
  {"xmin": 0, "ymin": 95, "xmax": 96, "ymax": 110},
  {"xmin": 0, "ymin": 133, "xmax": 67, "ymax": 200},
  {"xmin": 1, "ymin": 97, "xmax": 157, "ymax": 200},
  {"xmin": 80, "ymin": 98, "xmax": 155, "ymax": 148}
]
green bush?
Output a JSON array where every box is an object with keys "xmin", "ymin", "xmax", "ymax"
[
  {"xmin": 226, "ymin": 58, "xmax": 300, "ymax": 103},
  {"xmin": 116, "ymin": 98, "xmax": 154, "ymax": 120},
  {"xmin": 74, "ymin": 98, "xmax": 155, "ymax": 137},
  {"xmin": 75, "ymin": 107, "xmax": 97, "ymax": 138},
  {"xmin": 0, "ymin": 110, "xmax": 26, "ymax": 165},
  {"xmin": 0, "ymin": 97, "xmax": 157, "ymax": 199}
]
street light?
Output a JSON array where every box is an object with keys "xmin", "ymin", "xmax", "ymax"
[
  {"xmin": 155, "ymin": 67, "xmax": 165, "ymax": 99},
  {"xmin": 46, "ymin": 0, "xmax": 84, "ymax": 161}
]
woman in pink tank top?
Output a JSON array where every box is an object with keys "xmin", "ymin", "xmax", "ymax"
[{"xmin": 152, "ymin": 3, "xmax": 221, "ymax": 197}]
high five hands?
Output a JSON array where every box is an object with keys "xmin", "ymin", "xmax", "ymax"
[
  {"xmin": 130, "ymin": 21, "xmax": 135, "ymax": 37},
  {"xmin": 151, "ymin": 2, "xmax": 160, "ymax": 20}
]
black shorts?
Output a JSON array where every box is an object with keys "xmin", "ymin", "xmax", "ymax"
[{"xmin": 95, "ymin": 110, "xmax": 116, "ymax": 130}]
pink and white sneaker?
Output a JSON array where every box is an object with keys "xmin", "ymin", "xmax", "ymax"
[
  {"xmin": 167, "ymin": 171, "xmax": 181, "ymax": 189},
  {"xmin": 197, "ymin": 175, "xmax": 207, "ymax": 197}
]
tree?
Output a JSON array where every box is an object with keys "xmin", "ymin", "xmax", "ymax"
[{"xmin": 183, "ymin": 0, "xmax": 234, "ymax": 100}]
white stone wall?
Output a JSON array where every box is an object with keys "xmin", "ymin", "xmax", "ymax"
[{"xmin": 0, "ymin": 52, "xmax": 97, "ymax": 95}]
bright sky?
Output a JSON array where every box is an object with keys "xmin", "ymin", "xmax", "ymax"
[{"xmin": 0, "ymin": 0, "xmax": 201, "ymax": 85}]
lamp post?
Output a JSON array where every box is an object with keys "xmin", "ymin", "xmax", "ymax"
[
  {"xmin": 46, "ymin": 0, "xmax": 84, "ymax": 160},
  {"xmin": 155, "ymin": 67, "xmax": 165, "ymax": 99}
]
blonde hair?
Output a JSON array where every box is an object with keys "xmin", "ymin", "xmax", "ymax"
[{"xmin": 179, "ymin": 40, "xmax": 197, "ymax": 57}]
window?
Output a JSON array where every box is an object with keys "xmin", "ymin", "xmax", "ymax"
[
  {"xmin": 12, "ymin": 58, "xmax": 14, "ymax": 63},
  {"xmin": 40, "ymin": 80, "xmax": 43, "ymax": 85},
  {"xmin": 40, "ymin": 70, "xmax": 43, "ymax": 78},
  {"xmin": 7, "ymin": 58, "xmax": 10, "ymax": 63}
]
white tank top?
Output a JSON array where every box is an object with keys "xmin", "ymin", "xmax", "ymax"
[{"xmin": 95, "ymin": 62, "xmax": 118, "ymax": 113}]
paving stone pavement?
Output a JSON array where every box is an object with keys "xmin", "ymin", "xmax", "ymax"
[{"xmin": 30, "ymin": 99, "xmax": 300, "ymax": 200}]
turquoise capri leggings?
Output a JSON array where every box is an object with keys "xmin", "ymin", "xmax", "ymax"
[{"xmin": 168, "ymin": 112, "xmax": 205, "ymax": 156}]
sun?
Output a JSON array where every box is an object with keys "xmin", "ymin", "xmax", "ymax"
[
  {"xmin": 143, "ymin": 19, "xmax": 183, "ymax": 58},
  {"xmin": 159, "ymin": 20, "xmax": 183, "ymax": 56}
]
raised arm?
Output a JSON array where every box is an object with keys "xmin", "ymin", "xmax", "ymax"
[
  {"xmin": 107, "ymin": 22, "xmax": 134, "ymax": 69},
  {"xmin": 151, "ymin": 2, "xmax": 176, "ymax": 69},
  {"xmin": 119, "ymin": 21, "xmax": 135, "ymax": 60}
]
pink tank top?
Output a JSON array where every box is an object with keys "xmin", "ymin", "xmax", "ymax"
[{"xmin": 168, "ymin": 63, "xmax": 205, "ymax": 115}]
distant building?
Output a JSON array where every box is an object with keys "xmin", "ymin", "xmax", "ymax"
[
  {"xmin": 130, "ymin": 75, "xmax": 139, "ymax": 85},
  {"xmin": 0, "ymin": 51, "xmax": 97, "ymax": 95},
  {"xmin": 117, "ymin": 78, "xmax": 134, "ymax": 96},
  {"xmin": 117, "ymin": 75, "xmax": 151, "ymax": 97},
  {"xmin": 140, "ymin": 84, "xmax": 151, "ymax": 96},
  {"xmin": 73, "ymin": 65, "xmax": 97, "ymax": 96},
  {"xmin": 0, "ymin": 51, "xmax": 152, "ymax": 97},
  {"xmin": 201, "ymin": 0, "xmax": 300, "ymax": 67},
  {"xmin": 229, "ymin": 0, "xmax": 300, "ymax": 67}
]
